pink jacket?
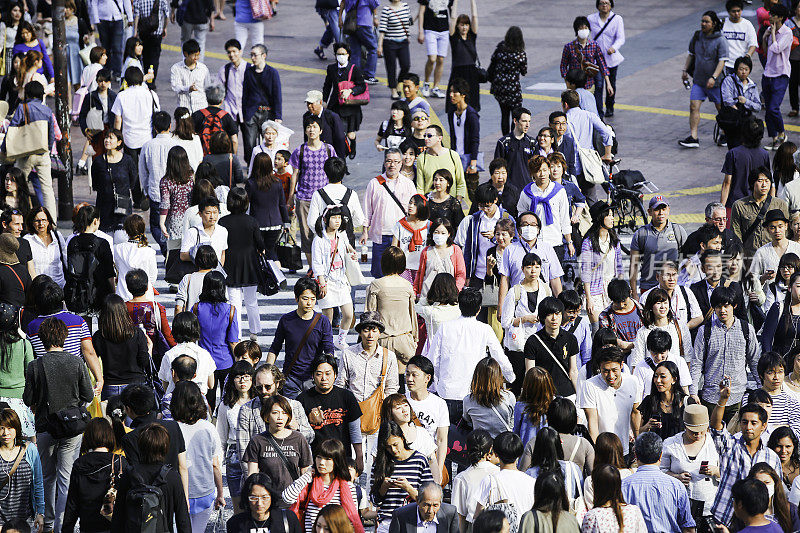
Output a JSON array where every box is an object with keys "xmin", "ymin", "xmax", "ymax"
[
  {"xmin": 363, "ymin": 174, "xmax": 417, "ymax": 243},
  {"xmin": 414, "ymin": 245, "xmax": 466, "ymax": 297}
]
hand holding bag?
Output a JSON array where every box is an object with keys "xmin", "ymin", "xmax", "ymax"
[
  {"xmin": 338, "ymin": 65, "xmax": 370, "ymax": 106},
  {"xmin": 277, "ymin": 229, "xmax": 303, "ymax": 271}
]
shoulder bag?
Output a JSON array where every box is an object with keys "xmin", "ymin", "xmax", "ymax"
[
  {"xmin": 358, "ymin": 348, "xmax": 388, "ymax": 435},
  {"xmin": 338, "ymin": 65, "xmax": 370, "ymax": 106},
  {"xmin": 283, "ymin": 313, "xmax": 322, "ymax": 378},
  {"xmin": 566, "ymin": 120, "xmax": 606, "ymax": 185},
  {"xmin": 530, "ymin": 332, "xmax": 572, "ymax": 382},
  {"xmin": 0, "ymin": 443, "xmax": 26, "ymax": 491},
  {"xmin": 592, "ymin": 13, "xmax": 616, "ymax": 41},
  {"xmin": 379, "ymin": 176, "xmax": 408, "ymax": 215},
  {"xmin": 742, "ymin": 195, "xmax": 773, "ymax": 245},
  {"xmin": 343, "ymin": 0, "xmax": 359, "ymax": 35},
  {"xmin": 264, "ymin": 432, "xmax": 300, "ymax": 480},
  {"xmin": 4, "ymin": 102, "xmax": 49, "ymax": 161},
  {"xmin": 164, "ymin": 227, "xmax": 200, "ymax": 284}
]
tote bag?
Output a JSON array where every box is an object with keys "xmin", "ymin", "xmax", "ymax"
[{"xmin": 4, "ymin": 103, "xmax": 48, "ymax": 161}]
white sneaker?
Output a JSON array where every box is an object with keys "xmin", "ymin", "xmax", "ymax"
[
  {"xmin": 431, "ymin": 87, "xmax": 446, "ymax": 98},
  {"xmin": 421, "ymin": 83, "xmax": 431, "ymax": 97},
  {"xmin": 336, "ymin": 330, "xmax": 349, "ymax": 349}
]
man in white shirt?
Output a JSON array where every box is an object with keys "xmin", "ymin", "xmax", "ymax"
[
  {"xmin": 170, "ymin": 39, "xmax": 210, "ymax": 114},
  {"xmin": 306, "ymin": 157, "xmax": 365, "ymax": 246},
  {"xmin": 750, "ymin": 209, "xmax": 800, "ymax": 283},
  {"xmin": 427, "ymin": 288, "xmax": 514, "ymax": 422},
  {"xmin": 456, "ymin": 183, "xmax": 512, "ymax": 286},
  {"xmin": 562, "ymin": 90, "xmax": 613, "ymax": 200},
  {"xmin": 579, "ymin": 345, "xmax": 643, "ymax": 454},
  {"xmin": 722, "ymin": 0, "xmax": 757, "ymax": 75},
  {"xmin": 219, "ymin": 39, "xmax": 247, "ymax": 131},
  {"xmin": 158, "ymin": 311, "xmax": 216, "ymax": 394},
  {"xmin": 179, "ymin": 197, "xmax": 228, "ymax": 267},
  {"xmin": 138, "ymin": 111, "xmax": 176, "ymax": 255},
  {"xmin": 405, "ymin": 355, "xmax": 449, "ymax": 483},
  {"xmin": 112, "ymin": 66, "xmax": 160, "ymax": 210}
]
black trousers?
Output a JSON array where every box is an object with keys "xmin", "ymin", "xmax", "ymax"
[
  {"xmin": 790, "ymin": 59, "xmax": 800, "ymax": 111},
  {"xmin": 207, "ymin": 368, "xmax": 231, "ymax": 409},
  {"xmin": 499, "ymin": 103, "xmax": 514, "ymax": 136},
  {"xmin": 382, "ymin": 39, "xmax": 410, "ymax": 89},
  {"xmin": 506, "ymin": 349, "xmax": 526, "ymax": 397},
  {"xmin": 261, "ymin": 228, "xmax": 281, "ymax": 260},
  {"xmin": 122, "ymin": 145, "xmax": 145, "ymax": 206},
  {"xmin": 141, "ymin": 33, "xmax": 163, "ymax": 87}
]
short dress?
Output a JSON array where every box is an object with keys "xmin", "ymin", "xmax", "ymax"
[{"xmin": 311, "ymin": 231, "xmax": 352, "ymax": 309}]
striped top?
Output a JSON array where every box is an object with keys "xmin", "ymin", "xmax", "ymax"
[
  {"xmin": 0, "ymin": 450, "xmax": 32, "ymax": 523},
  {"xmin": 373, "ymin": 451, "xmax": 434, "ymax": 521},
  {"xmin": 743, "ymin": 386, "xmax": 800, "ymax": 438},
  {"xmin": 281, "ymin": 470, "xmax": 359, "ymax": 531},
  {"xmin": 26, "ymin": 311, "xmax": 91, "ymax": 359},
  {"xmin": 378, "ymin": 3, "xmax": 412, "ymax": 42}
]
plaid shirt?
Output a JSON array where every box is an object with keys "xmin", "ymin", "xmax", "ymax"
[
  {"xmin": 579, "ymin": 236, "xmax": 624, "ymax": 296},
  {"xmin": 710, "ymin": 426, "xmax": 782, "ymax": 526},
  {"xmin": 560, "ymin": 40, "xmax": 609, "ymax": 89},
  {"xmin": 131, "ymin": 0, "xmax": 170, "ymax": 36}
]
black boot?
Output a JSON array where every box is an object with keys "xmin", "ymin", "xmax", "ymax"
[{"xmin": 348, "ymin": 138, "xmax": 357, "ymax": 159}]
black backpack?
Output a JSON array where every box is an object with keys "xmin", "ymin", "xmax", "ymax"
[
  {"xmin": 64, "ymin": 238, "xmax": 100, "ymax": 315},
  {"xmin": 318, "ymin": 187, "xmax": 355, "ymax": 245},
  {"xmin": 125, "ymin": 465, "xmax": 171, "ymax": 533},
  {"xmin": 137, "ymin": 0, "xmax": 161, "ymax": 37}
]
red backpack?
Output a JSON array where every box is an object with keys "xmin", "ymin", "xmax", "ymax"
[{"xmin": 198, "ymin": 108, "xmax": 228, "ymax": 155}]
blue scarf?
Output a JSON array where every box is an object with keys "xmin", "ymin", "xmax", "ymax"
[{"xmin": 523, "ymin": 181, "xmax": 564, "ymax": 225}]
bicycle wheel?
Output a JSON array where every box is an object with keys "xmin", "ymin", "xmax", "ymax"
[{"xmin": 612, "ymin": 195, "xmax": 646, "ymax": 254}]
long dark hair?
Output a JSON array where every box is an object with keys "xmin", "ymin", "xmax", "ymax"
[
  {"xmin": 98, "ymin": 294, "xmax": 136, "ymax": 344},
  {"xmin": 198, "ymin": 271, "xmax": 227, "ymax": 304},
  {"xmin": 643, "ymin": 288, "xmax": 675, "ymax": 327},
  {"xmin": 371, "ymin": 420, "xmax": 412, "ymax": 501},
  {"xmin": 469, "ymin": 357, "xmax": 505, "ymax": 408},
  {"xmin": 14, "ymin": 20, "xmax": 34, "ymax": 46},
  {"xmin": 222, "ymin": 360, "xmax": 254, "ymax": 408},
  {"xmin": 702, "ymin": 10, "xmax": 723, "ymax": 33},
  {"xmin": 519, "ymin": 367, "xmax": 555, "ymax": 426},
  {"xmin": 173, "ymin": 107, "xmax": 196, "ymax": 141},
  {"xmin": 748, "ymin": 463, "xmax": 792, "ymax": 532},
  {"xmin": 315, "ymin": 438, "xmax": 351, "ymax": 482},
  {"xmin": 251, "ymin": 152, "xmax": 277, "ymax": 191},
  {"xmin": 3, "ymin": 167, "xmax": 31, "ymax": 218},
  {"xmin": 533, "ymin": 472, "xmax": 570, "ymax": 533},
  {"xmin": 774, "ymin": 141, "xmax": 798, "ymax": 187},
  {"xmin": 768, "ymin": 425, "xmax": 800, "ymax": 474},
  {"xmin": 0, "ymin": 303, "xmax": 22, "ymax": 372},
  {"xmin": 780, "ymin": 272, "xmax": 800, "ymax": 339},
  {"xmin": 123, "ymin": 36, "xmax": 142, "ymax": 60},
  {"xmin": 164, "ymin": 146, "xmax": 194, "ymax": 186},
  {"xmin": 503, "ymin": 26, "xmax": 524, "ymax": 52},
  {"xmin": 530, "ymin": 427, "xmax": 563, "ymax": 476},
  {"xmin": 586, "ymin": 203, "xmax": 620, "ymax": 253},
  {"xmin": 386, "ymin": 100, "xmax": 412, "ymax": 135},
  {"xmin": 592, "ymin": 464, "xmax": 626, "ymax": 533},
  {"xmin": 649, "ymin": 361, "xmax": 686, "ymax": 414},
  {"xmin": 4, "ymin": 3, "xmax": 23, "ymax": 29}
]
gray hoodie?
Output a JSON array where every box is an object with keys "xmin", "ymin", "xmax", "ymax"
[{"xmin": 691, "ymin": 30, "xmax": 729, "ymax": 86}]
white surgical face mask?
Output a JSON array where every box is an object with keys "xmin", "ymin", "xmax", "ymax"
[
  {"xmin": 336, "ymin": 54, "xmax": 348, "ymax": 66},
  {"xmin": 577, "ymin": 29, "xmax": 591, "ymax": 40},
  {"xmin": 520, "ymin": 226, "xmax": 539, "ymax": 241},
  {"xmin": 433, "ymin": 233, "xmax": 448, "ymax": 246}
]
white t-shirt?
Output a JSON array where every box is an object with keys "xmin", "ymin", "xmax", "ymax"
[
  {"xmin": 722, "ymin": 18, "xmax": 758, "ymax": 68},
  {"xmin": 158, "ymin": 342, "xmax": 217, "ymax": 394},
  {"xmin": 178, "ymin": 419, "xmax": 223, "ymax": 498},
  {"xmin": 477, "ymin": 470, "xmax": 537, "ymax": 527},
  {"xmin": 578, "ymin": 373, "xmax": 643, "ymax": 454},
  {"xmin": 392, "ymin": 221, "xmax": 428, "ymax": 271},
  {"xmin": 406, "ymin": 392, "xmax": 449, "ymax": 440},
  {"xmin": 632, "ymin": 356, "xmax": 693, "ymax": 396},
  {"xmin": 409, "ymin": 425, "xmax": 437, "ymax": 459},
  {"xmin": 110, "ymin": 84, "xmax": 160, "ymax": 149},
  {"xmin": 180, "ymin": 224, "xmax": 229, "ymax": 264}
]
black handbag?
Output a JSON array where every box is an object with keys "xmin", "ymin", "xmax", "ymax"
[
  {"xmin": 255, "ymin": 253, "xmax": 280, "ymax": 296},
  {"xmin": 343, "ymin": 1, "xmax": 358, "ymax": 35},
  {"xmin": 40, "ymin": 359, "xmax": 90, "ymax": 439},
  {"xmin": 164, "ymin": 249, "xmax": 198, "ymax": 284},
  {"xmin": 276, "ymin": 229, "xmax": 303, "ymax": 271},
  {"xmin": 107, "ymin": 155, "xmax": 132, "ymax": 217}
]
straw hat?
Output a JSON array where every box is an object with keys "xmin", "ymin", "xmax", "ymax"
[
  {"xmin": 683, "ymin": 403, "xmax": 709, "ymax": 431},
  {"xmin": 0, "ymin": 234, "xmax": 20, "ymax": 265}
]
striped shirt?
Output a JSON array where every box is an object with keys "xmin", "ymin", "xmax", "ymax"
[
  {"xmin": 711, "ymin": 426, "xmax": 783, "ymax": 526},
  {"xmin": 379, "ymin": 3, "xmax": 412, "ymax": 41},
  {"xmin": 743, "ymin": 386, "xmax": 800, "ymax": 438},
  {"xmin": 0, "ymin": 451, "xmax": 32, "ymax": 523},
  {"xmin": 281, "ymin": 470, "xmax": 358, "ymax": 531},
  {"xmin": 372, "ymin": 451, "xmax": 434, "ymax": 521},
  {"xmin": 26, "ymin": 311, "xmax": 91, "ymax": 359}
]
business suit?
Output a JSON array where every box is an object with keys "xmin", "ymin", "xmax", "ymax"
[{"xmin": 389, "ymin": 503, "xmax": 459, "ymax": 533}]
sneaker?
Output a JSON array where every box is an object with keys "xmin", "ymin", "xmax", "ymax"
[
  {"xmin": 249, "ymin": 333, "xmax": 259, "ymax": 342},
  {"xmin": 313, "ymin": 46, "xmax": 325, "ymax": 60},
  {"xmin": 678, "ymin": 136, "xmax": 699, "ymax": 148},
  {"xmin": 336, "ymin": 330, "xmax": 349, "ymax": 349},
  {"xmin": 431, "ymin": 86, "xmax": 446, "ymax": 98},
  {"xmin": 364, "ymin": 77, "xmax": 379, "ymax": 85},
  {"xmin": 717, "ymin": 133, "xmax": 727, "ymax": 147},
  {"xmin": 75, "ymin": 161, "xmax": 87, "ymax": 175},
  {"xmin": 421, "ymin": 83, "xmax": 431, "ymax": 97},
  {"xmin": 604, "ymin": 109, "xmax": 614, "ymax": 117}
]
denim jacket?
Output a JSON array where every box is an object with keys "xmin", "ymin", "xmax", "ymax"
[{"xmin": 720, "ymin": 73, "xmax": 762, "ymax": 111}]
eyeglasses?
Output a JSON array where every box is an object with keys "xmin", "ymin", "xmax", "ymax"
[
  {"xmin": 518, "ymin": 222, "xmax": 539, "ymax": 228},
  {"xmin": 412, "ymin": 117, "xmax": 428, "ymax": 121},
  {"xmin": 248, "ymin": 496, "xmax": 270, "ymax": 503},
  {"xmin": 423, "ymin": 133, "xmax": 438, "ymax": 138},
  {"xmin": 551, "ymin": 121, "xmax": 567, "ymax": 127},
  {"xmin": 780, "ymin": 265, "xmax": 795, "ymax": 270},
  {"xmin": 255, "ymin": 384, "xmax": 274, "ymax": 391},
  {"xmin": 234, "ymin": 375, "xmax": 252, "ymax": 381}
]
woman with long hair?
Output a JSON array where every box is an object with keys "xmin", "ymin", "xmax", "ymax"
[
  {"xmin": 283, "ymin": 439, "xmax": 363, "ymax": 532},
  {"xmin": 637, "ymin": 360, "xmax": 687, "ymax": 439},
  {"xmin": 246, "ymin": 152, "xmax": 289, "ymax": 260},
  {"xmin": 746, "ymin": 463, "xmax": 800, "ymax": 532},
  {"xmin": 763, "ymin": 253, "xmax": 800, "ymax": 316},
  {"xmin": 63, "ymin": 418, "xmax": 128, "ymax": 532},
  {"xmin": 463, "ymin": 357, "xmax": 514, "ymax": 438},
  {"xmin": 426, "ymin": 169, "xmax": 464, "ymax": 232},
  {"xmin": 487, "ymin": 25, "xmax": 526, "ymax": 135},
  {"xmin": 11, "ymin": 21, "xmax": 53, "ymax": 82},
  {"xmin": 524, "ymin": 427, "xmax": 583, "ymax": 500},
  {"xmin": 0, "ymin": 303, "xmax": 34, "ymax": 439},
  {"xmin": 580, "ymin": 200, "xmax": 623, "ymax": 325},
  {"xmin": 202, "ymin": 130, "xmax": 244, "ymax": 189},
  {"xmin": 193, "ymin": 270, "xmax": 239, "ymax": 407},
  {"xmin": 94, "ymin": 294, "xmax": 151, "ymax": 399},
  {"xmin": 414, "ymin": 217, "xmax": 466, "ymax": 299},
  {"xmin": 171, "ymin": 381, "xmax": 225, "ymax": 533},
  {"xmin": 769, "ymin": 426, "xmax": 800, "ymax": 489},
  {"xmin": 23, "ymin": 206, "xmax": 66, "ymax": 287},
  {"xmin": 1, "ymin": 167, "xmax": 32, "ymax": 217},
  {"xmin": 445, "ymin": 0, "xmax": 480, "ymax": 113},
  {"xmin": 0, "ymin": 51, "xmax": 24, "ymax": 112},
  {"xmin": 380, "ymin": 394, "xmax": 438, "ymax": 481},
  {"xmin": 581, "ymin": 465, "xmax": 646, "ymax": 533},
  {"xmin": 391, "ymin": 194, "xmax": 429, "ymax": 283},
  {"xmin": 630, "ymin": 288, "xmax": 694, "ymax": 369},
  {"xmin": 0, "ymin": 4, "xmax": 25, "ymax": 75},
  {"xmin": 375, "ymin": 100, "xmax": 412, "ymax": 151},
  {"xmin": 413, "ymin": 272, "xmax": 461, "ymax": 355},
  {"xmin": 763, "ymin": 272, "xmax": 800, "ymax": 356},
  {"xmin": 214, "ymin": 360, "xmax": 252, "ymax": 510},
  {"xmin": 16, "ymin": 49, "xmax": 50, "ymax": 97},
  {"xmin": 583, "ymin": 433, "xmax": 633, "ymax": 509},
  {"xmin": 172, "ymin": 107, "xmax": 203, "ymax": 170},
  {"xmin": 219, "ymin": 187, "xmax": 266, "ymax": 341},
  {"xmin": 243, "ymin": 394, "xmax": 312, "ymax": 492},
  {"xmin": 314, "ymin": 504, "xmax": 355, "ymax": 533},
  {"xmin": 452, "ymin": 429, "xmax": 499, "ymax": 532},
  {"xmin": 113, "ymin": 214, "xmax": 156, "ymax": 300},
  {"xmin": 371, "ymin": 420, "xmax": 434, "ymax": 532},
  {"xmin": 376, "ymin": 0, "xmax": 411, "ymax": 101},
  {"xmin": 519, "ymin": 472, "xmax": 580, "ymax": 533},
  {"xmin": 0, "ymin": 409, "xmax": 44, "ymax": 530},
  {"xmin": 160, "ymin": 145, "xmax": 195, "ymax": 263},
  {"xmin": 513, "ymin": 367, "xmax": 555, "ymax": 445},
  {"xmin": 92, "ymin": 129, "xmax": 136, "ymax": 239},
  {"xmin": 365, "ymin": 246, "xmax": 418, "ymax": 370},
  {"xmin": 776, "ymin": 141, "xmax": 800, "ymax": 204}
]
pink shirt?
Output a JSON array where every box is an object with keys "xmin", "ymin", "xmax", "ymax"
[
  {"xmin": 363, "ymin": 174, "xmax": 417, "ymax": 244},
  {"xmin": 764, "ymin": 23, "xmax": 793, "ymax": 78}
]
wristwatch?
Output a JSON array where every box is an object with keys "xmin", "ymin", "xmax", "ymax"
[{"xmin": 711, "ymin": 75, "xmax": 718, "ymax": 80}]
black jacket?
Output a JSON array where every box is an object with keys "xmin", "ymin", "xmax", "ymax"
[
  {"xmin": 63, "ymin": 452, "xmax": 129, "ymax": 533},
  {"xmin": 110, "ymin": 463, "xmax": 191, "ymax": 533},
  {"xmin": 322, "ymin": 62, "xmax": 366, "ymax": 111},
  {"xmin": 245, "ymin": 177, "xmax": 290, "ymax": 228},
  {"xmin": 447, "ymin": 105, "xmax": 480, "ymax": 161},
  {"xmin": 302, "ymin": 108, "xmax": 348, "ymax": 159},
  {"xmin": 78, "ymin": 88, "xmax": 118, "ymax": 133},
  {"xmin": 689, "ymin": 277, "xmax": 748, "ymax": 323}
]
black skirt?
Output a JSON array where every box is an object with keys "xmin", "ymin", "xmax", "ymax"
[{"xmin": 446, "ymin": 64, "xmax": 481, "ymax": 113}]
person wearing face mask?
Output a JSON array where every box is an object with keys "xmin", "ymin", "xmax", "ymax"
[
  {"xmin": 323, "ymin": 42, "xmax": 368, "ymax": 160},
  {"xmin": 559, "ymin": 16, "xmax": 613, "ymax": 99},
  {"xmin": 497, "ymin": 211, "xmax": 563, "ymax": 318},
  {"xmin": 745, "ymin": 463, "xmax": 800, "ymax": 533},
  {"xmin": 414, "ymin": 218, "xmax": 466, "ymax": 301}
]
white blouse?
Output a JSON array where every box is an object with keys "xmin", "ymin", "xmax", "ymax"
[
  {"xmin": 660, "ymin": 431, "xmax": 720, "ymax": 516},
  {"xmin": 24, "ymin": 232, "xmax": 66, "ymax": 287}
]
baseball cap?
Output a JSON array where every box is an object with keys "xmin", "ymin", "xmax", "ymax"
[
  {"xmin": 648, "ymin": 195, "xmax": 669, "ymax": 210},
  {"xmin": 304, "ymin": 90, "xmax": 323, "ymax": 103}
]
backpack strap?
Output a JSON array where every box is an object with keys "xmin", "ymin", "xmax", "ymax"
[
  {"xmin": 318, "ymin": 188, "xmax": 334, "ymax": 206},
  {"xmin": 740, "ymin": 317, "xmax": 750, "ymax": 357},
  {"xmin": 674, "ymin": 318, "xmax": 685, "ymax": 357},
  {"xmin": 568, "ymin": 316, "xmax": 582, "ymax": 335},
  {"xmin": 200, "ymin": 108, "xmax": 210, "ymax": 118},
  {"xmin": 224, "ymin": 62, "xmax": 233, "ymax": 93},
  {"xmin": 342, "ymin": 187, "xmax": 353, "ymax": 209},
  {"xmin": 703, "ymin": 321, "xmax": 712, "ymax": 369},
  {"xmin": 680, "ymin": 285, "xmax": 693, "ymax": 321},
  {"xmin": 297, "ymin": 143, "xmax": 306, "ymax": 178}
]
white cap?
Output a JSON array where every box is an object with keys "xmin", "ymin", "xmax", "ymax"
[{"xmin": 304, "ymin": 90, "xmax": 324, "ymax": 103}]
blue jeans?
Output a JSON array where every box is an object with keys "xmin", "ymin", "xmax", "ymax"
[
  {"xmin": 371, "ymin": 235, "xmax": 393, "ymax": 278},
  {"xmin": 348, "ymin": 25, "xmax": 378, "ymax": 78},
  {"xmin": 282, "ymin": 374, "xmax": 307, "ymax": 400},
  {"xmin": 148, "ymin": 197, "xmax": 167, "ymax": 255},
  {"xmin": 593, "ymin": 65, "xmax": 618, "ymax": 117},
  {"xmin": 102, "ymin": 382, "xmax": 140, "ymax": 401},
  {"xmin": 97, "ymin": 19, "xmax": 124, "ymax": 77},
  {"xmin": 763, "ymin": 74, "xmax": 790, "ymax": 138},
  {"xmin": 317, "ymin": 8, "xmax": 340, "ymax": 48},
  {"xmin": 39, "ymin": 431, "xmax": 82, "ymax": 531}
]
